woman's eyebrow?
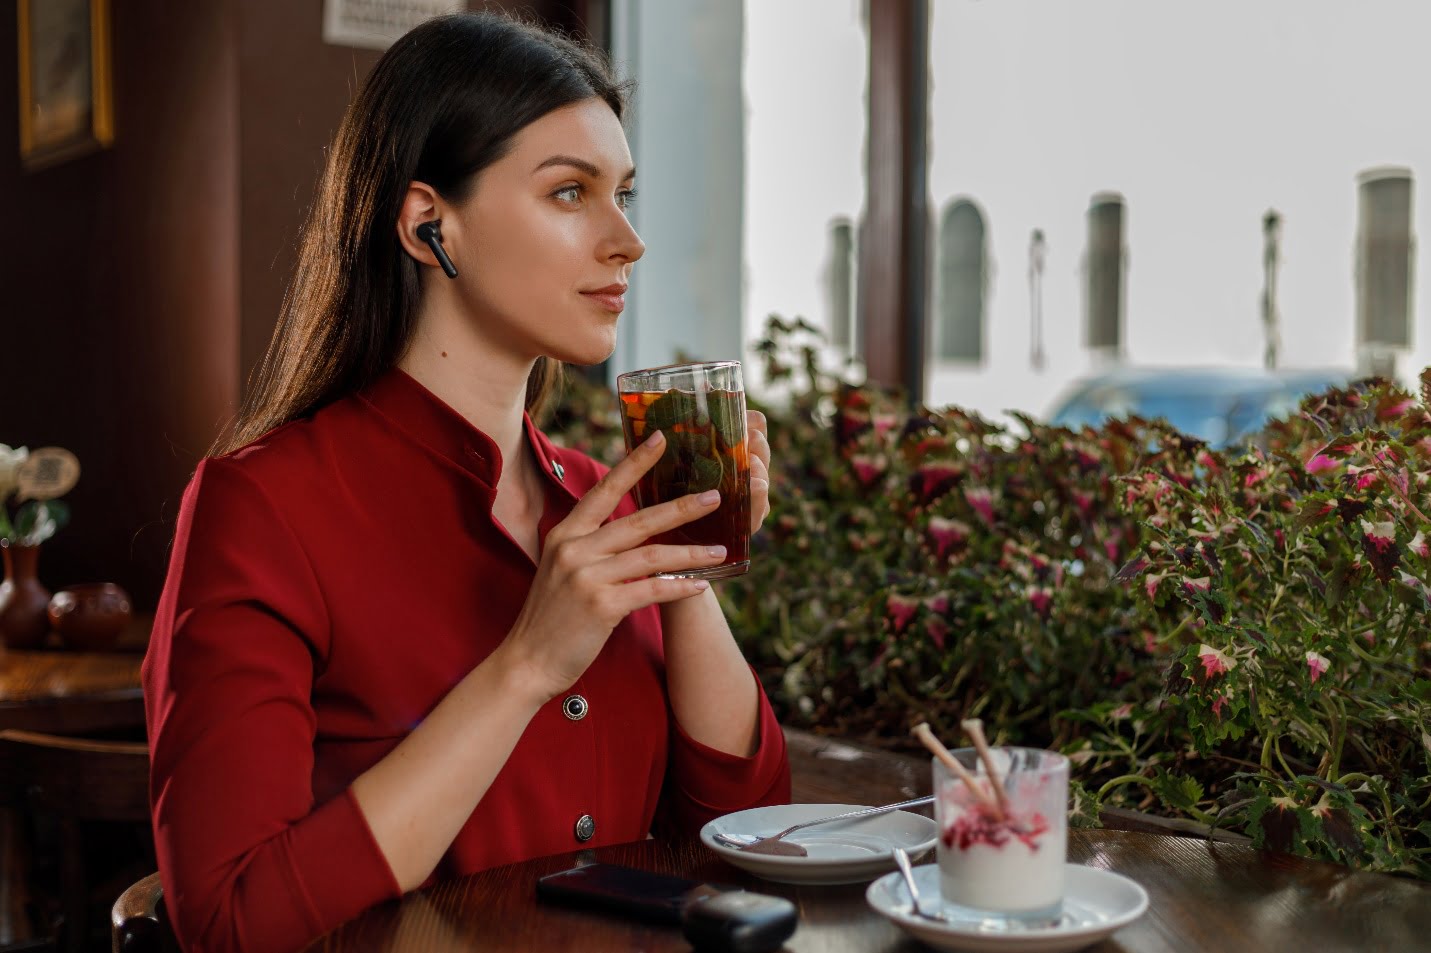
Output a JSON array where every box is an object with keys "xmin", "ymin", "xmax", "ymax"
[{"xmin": 532, "ymin": 154, "xmax": 637, "ymax": 181}]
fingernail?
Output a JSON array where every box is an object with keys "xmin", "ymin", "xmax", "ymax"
[
  {"xmin": 752, "ymin": 478, "xmax": 770, "ymax": 491},
  {"xmin": 706, "ymin": 545, "xmax": 727, "ymax": 558},
  {"xmin": 693, "ymin": 579, "xmax": 710, "ymax": 591},
  {"xmin": 698, "ymin": 489, "xmax": 721, "ymax": 505},
  {"xmin": 645, "ymin": 430, "xmax": 665, "ymax": 448}
]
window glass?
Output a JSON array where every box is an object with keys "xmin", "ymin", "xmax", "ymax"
[
  {"xmin": 743, "ymin": 0, "xmax": 868, "ymax": 376},
  {"xmin": 927, "ymin": 0, "xmax": 1431, "ymax": 418}
]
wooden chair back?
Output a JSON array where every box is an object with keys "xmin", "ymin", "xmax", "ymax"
[
  {"xmin": 0, "ymin": 729, "xmax": 151, "ymax": 953},
  {"xmin": 0, "ymin": 730, "xmax": 149, "ymax": 820},
  {"xmin": 110, "ymin": 872, "xmax": 177, "ymax": 953}
]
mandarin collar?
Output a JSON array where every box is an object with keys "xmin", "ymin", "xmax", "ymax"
[
  {"xmin": 523, "ymin": 414, "xmax": 580, "ymax": 500},
  {"xmin": 358, "ymin": 367, "xmax": 579, "ymax": 501}
]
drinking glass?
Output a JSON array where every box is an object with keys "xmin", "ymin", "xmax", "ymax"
[
  {"xmin": 616, "ymin": 361, "xmax": 751, "ymax": 579},
  {"xmin": 932, "ymin": 747, "xmax": 1069, "ymax": 928}
]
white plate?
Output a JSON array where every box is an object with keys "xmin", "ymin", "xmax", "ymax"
[
  {"xmin": 865, "ymin": 862, "xmax": 1149, "ymax": 953},
  {"xmin": 699, "ymin": 803, "xmax": 938, "ymax": 885}
]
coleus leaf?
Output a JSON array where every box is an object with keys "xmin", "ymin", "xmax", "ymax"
[
  {"xmin": 1247, "ymin": 794, "xmax": 1314, "ymax": 854},
  {"xmin": 1316, "ymin": 806, "xmax": 1366, "ymax": 859},
  {"xmin": 1359, "ymin": 519, "xmax": 1401, "ymax": 583},
  {"xmin": 1374, "ymin": 391, "xmax": 1417, "ymax": 422},
  {"xmin": 1067, "ymin": 780, "xmax": 1102, "ymax": 829},
  {"xmin": 1325, "ymin": 556, "xmax": 1360, "ymax": 607},
  {"xmin": 1293, "ymin": 496, "xmax": 1337, "ymax": 535},
  {"xmin": 1199, "ymin": 540, "xmax": 1223, "ymax": 576},
  {"xmin": 1335, "ymin": 498, "xmax": 1371, "ymax": 525},
  {"xmin": 1151, "ymin": 771, "xmax": 1205, "ymax": 812},
  {"xmin": 1114, "ymin": 555, "xmax": 1149, "ymax": 581}
]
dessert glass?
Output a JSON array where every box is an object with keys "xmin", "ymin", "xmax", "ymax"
[{"xmin": 932, "ymin": 747, "xmax": 1069, "ymax": 928}]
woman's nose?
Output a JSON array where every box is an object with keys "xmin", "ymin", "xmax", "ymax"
[{"xmin": 602, "ymin": 208, "xmax": 645, "ymax": 264}]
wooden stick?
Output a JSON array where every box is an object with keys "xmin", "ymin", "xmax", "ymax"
[
  {"xmin": 960, "ymin": 718, "xmax": 1011, "ymax": 815},
  {"xmin": 911, "ymin": 722, "xmax": 1002, "ymax": 818}
]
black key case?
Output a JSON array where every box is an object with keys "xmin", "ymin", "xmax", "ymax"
[{"xmin": 536, "ymin": 863, "xmax": 798, "ymax": 953}]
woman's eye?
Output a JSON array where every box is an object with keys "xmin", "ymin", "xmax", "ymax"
[
  {"xmin": 554, "ymin": 185, "xmax": 582, "ymax": 203},
  {"xmin": 617, "ymin": 188, "xmax": 638, "ymax": 210}
]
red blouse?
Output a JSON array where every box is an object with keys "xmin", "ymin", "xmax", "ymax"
[{"xmin": 142, "ymin": 368, "xmax": 790, "ymax": 953}]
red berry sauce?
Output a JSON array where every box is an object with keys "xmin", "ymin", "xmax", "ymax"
[{"xmin": 942, "ymin": 805, "xmax": 1051, "ymax": 852}]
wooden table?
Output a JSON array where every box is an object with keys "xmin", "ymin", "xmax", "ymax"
[
  {"xmin": 0, "ymin": 611, "xmax": 148, "ymax": 735},
  {"xmin": 304, "ymin": 829, "xmax": 1431, "ymax": 953},
  {"xmin": 0, "ymin": 648, "xmax": 145, "ymax": 734},
  {"xmin": 304, "ymin": 730, "xmax": 1431, "ymax": 952}
]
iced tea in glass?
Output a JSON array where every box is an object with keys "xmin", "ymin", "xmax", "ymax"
[{"xmin": 616, "ymin": 361, "xmax": 750, "ymax": 579}]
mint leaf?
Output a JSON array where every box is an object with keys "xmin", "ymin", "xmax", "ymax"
[
  {"xmin": 707, "ymin": 391, "xmax": 745, "ymax": 450},
  {"xmin": 657, "ymin": 430, "xmax": 723, "ymax": 495},
  {"xmin": 684, "ymin": 452, "xmax": 725, "ymax": 493},
  {"xmin": 646, "ymin": 390, "xmax": 703, "ymax": 432}
]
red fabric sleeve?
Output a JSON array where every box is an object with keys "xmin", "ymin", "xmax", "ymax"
[
  {"xmin": 656, "ymin": 667, "xmax": 791, "ymax": 834},
  {"xmin": 143, "ymin": 458, "xmax": 401, "ymax": 953}
]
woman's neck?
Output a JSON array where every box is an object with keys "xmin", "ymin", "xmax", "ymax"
[{"xmin": 398, "ymin": 329, "xmax": 535, "ymax": 495}]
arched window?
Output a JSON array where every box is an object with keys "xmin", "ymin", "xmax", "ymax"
[
  {"xmin": 936, "ymin": 198, "xmax": 988, "ymax": 362},
  {"xmin": 825, "ymin": 217, "xmax": 857, "ymax": 350}
]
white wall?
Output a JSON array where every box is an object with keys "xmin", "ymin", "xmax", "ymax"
[{"xmin": 609, "ymin": 0, "xmax": 745, "ymax": 378}]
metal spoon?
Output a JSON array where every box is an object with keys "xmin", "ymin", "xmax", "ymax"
[
  {"xmin": 893, "ymin": 846, "xmax": 946, "ymax": 922},
  {"xmin": 714, "ymin": 795, "xmax": 935, "ymax": 858}
]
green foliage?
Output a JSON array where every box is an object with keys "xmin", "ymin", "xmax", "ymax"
[{"xmin": 546, "ymin": 319, "xmax": 1431, "ymax": 879}]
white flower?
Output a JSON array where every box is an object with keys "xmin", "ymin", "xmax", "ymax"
[
  {"xmin": 25, "ymin": 503, "xmax": 57, "ymax": 546},
  {"xmin": 0, "ymin": 445, "xmax": 28, "ymax": 501}
]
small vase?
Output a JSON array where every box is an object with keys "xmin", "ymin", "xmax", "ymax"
[
  {"xmin": 0, "ymin": 542, "xmax": 53, "ymax": 650},
  {"xmin": 49, "ymin": 582, "xmax": 133, "ymax": 652}
]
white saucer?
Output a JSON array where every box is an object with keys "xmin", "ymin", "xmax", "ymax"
[
  {"xmin": 699, "ymin": 803, "xmax": 938, "ymax": 885},
  {"xmin": 865, "ymin": 862, "xmax": 1149, "ymax": 953}
]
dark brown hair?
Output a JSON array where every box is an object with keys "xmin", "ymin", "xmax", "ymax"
[{"xmin": 214, "ymin": 12, "xmax": 629, "ymax": 455}]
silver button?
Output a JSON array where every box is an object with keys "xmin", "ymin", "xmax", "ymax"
[
  {"xmin": 551, "ymin": 460, "xmax": 566, "ymax": 482},
  {"xmin": 562, "ymin": 694, "xmax": 589, "ymax": 721},
  {"xmin": 574, "ymin": 814, "xmax": 596, "ymax": 842}
]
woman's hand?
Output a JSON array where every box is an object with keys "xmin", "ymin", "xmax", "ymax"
[
  {"xmin": 497, "ymin": 430, "xmax": 727, "ymax": 703},
  {"xmin": 748, "ymin": 409, "xmax": 772, "ymax": 534}
]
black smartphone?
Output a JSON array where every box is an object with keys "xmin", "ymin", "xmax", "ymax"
[{"xmin": 536, "ymin": 863, "xmax": 798, "ymax": 953}]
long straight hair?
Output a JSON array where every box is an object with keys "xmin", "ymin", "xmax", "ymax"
[{"xmin": 214, "ymin": 13, "xmax": 629, "ymax": 456}]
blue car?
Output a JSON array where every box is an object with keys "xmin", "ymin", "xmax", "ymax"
[{"xmin": 1047, "ymin": 366, "xmax": 1350, "ymax": 447}]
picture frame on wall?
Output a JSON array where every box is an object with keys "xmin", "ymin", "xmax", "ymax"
[{"xmin": 17, "ymin": 0, "xmax": 115, "ymax": 171}]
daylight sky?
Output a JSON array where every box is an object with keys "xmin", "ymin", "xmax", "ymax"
[{"xmin": 744, "ymin": 0, "xmax": 1431, "ymax": 416}]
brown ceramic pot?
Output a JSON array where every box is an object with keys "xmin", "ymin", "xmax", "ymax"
[
  {"xmin": 0, "ymin": 542, "xmax": 52, "ymax": 650},
  {"xmin": 48, "ymin": 582, "xmax": 133, "ymax": 652}
]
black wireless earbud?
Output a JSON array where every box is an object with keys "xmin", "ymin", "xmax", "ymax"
[{"xmin": 415, "ymin": 220, "xmax": 459, "ymax": 279}]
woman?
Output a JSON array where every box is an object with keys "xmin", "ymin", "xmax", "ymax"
[{"xmin": 142, "ymin": 12, "xmax": 789, "ymax": 953}]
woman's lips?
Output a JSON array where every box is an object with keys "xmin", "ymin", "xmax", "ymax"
[{"xmin": 580, "ymin": 291, "xmax": 625, "ymax": 312}]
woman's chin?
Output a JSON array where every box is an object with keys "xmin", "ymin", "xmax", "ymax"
[{"xmin": 553, "ymin": 333, "xmax": 619, "ymax": 367}]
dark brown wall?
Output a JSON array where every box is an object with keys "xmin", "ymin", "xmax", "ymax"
[
  {"xmin": 0, "ymin": 0, "xmax": 597, "ymax": 610},
  {"xmin": 0, "ymin": 0, "xmax": 239, "ymax": 607},
  {"xmin": 236, "ymin": 0, "xmax": 382, "ymax": 380}
]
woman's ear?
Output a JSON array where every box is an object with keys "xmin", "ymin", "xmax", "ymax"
[{"xmin": 396, "ymin": 182, "xmax": 452, "ymax": 272}]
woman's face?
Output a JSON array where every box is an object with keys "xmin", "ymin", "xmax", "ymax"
[{"xmin": 446, "ymin": 97, "xmax": 644, "ymax": 367}]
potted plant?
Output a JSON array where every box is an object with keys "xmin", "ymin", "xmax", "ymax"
[{"xmin": 0, "ymin": 445, "xmax": 76, "ymax": 649}]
